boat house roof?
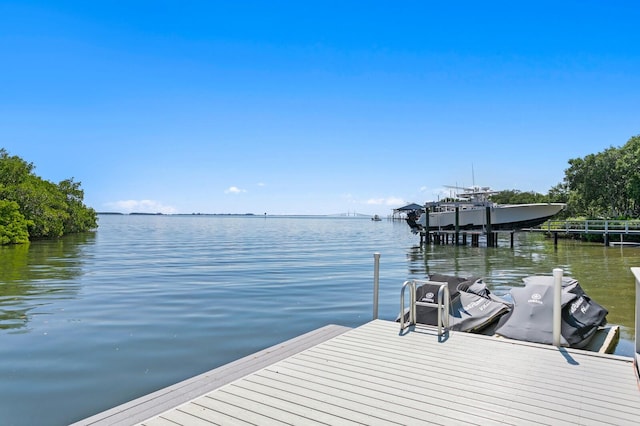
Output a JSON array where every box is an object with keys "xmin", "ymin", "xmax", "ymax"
[{"xmin": 394, "ymin": 203, "xmax": 423, "ymax": 212}]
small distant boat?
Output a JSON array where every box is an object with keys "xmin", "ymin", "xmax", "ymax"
[
  {"xmin": 609, "ymin": 241, "xmax": 640, "ymax": 247},
  {"xmin": 371, "ymin": 215, "xmax": 382, "ymax": 221},
  {"xmin": 406, "ymin": 185, "xmax": 565, "ymax": 233}
]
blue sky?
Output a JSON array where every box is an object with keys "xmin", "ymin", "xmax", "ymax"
[{"xmin": 2, "ymin": 1, "xmax": 639, "ymax": 215}]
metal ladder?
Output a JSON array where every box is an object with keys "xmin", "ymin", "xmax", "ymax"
[{"xmin": 400, "ymin": 279, "xmax": 451, "ymax": 336}]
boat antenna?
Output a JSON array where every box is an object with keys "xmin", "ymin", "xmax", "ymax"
[{"xmin": 472, "ymin": 163, "xmax": 475, "ymax": 189}]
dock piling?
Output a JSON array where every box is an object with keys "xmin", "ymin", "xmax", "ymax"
[
  {"xmin": 485, "ymin": 207, "xmax": 493, "ymax": 246},
  {"xmin": 373, "ymin": 253, "xmax": 380, "ymax": 320},
  {"xmin": 455, "ymin": 207, "xmax": 460, "ymax": 245},
  {"xmin": 553, "ymin": 268, "xmax": 563, "ymax": 347}
]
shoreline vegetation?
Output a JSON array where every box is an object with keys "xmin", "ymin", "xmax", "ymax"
[
  {"xmin": 0, "ymin": 148, "xmax": 97, "ymax": 244},
  {"xmin": 2, "ymin": 134, "xmax": 639, "ymax": 245}
]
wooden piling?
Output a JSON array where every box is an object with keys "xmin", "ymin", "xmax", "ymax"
[
  {"xmin": 422, "ymin": 208, "xmax": 430, "ymax": 247},
  {"xmin": 485, "ymin": 207, "xmax": 493, "ymax": 247},
  {"xmin": 455, "ymin": 207, "xmax": 460, "ymax": 246}
]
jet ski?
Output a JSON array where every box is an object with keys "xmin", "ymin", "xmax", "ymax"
[
  {"xmin": 494, "ymin": 275, "xmax": 608, "ymax": 348},
  {"xmin": 451, "ymin": 278, "xmax": 512, "ymax": 334},
  {"xmin": 399, "ymin": 273, "xmax": 513, "ymax": 334}
]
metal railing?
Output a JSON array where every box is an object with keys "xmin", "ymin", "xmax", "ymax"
[
  {"xmin": 400, "ymin": 279, "xmax": 450, "ymax": 337},
  {"xmin": 373, "ymin": 253, "xmax": 380, "ymax": 320},
  {"xmin": 530, "ymin": 220, "xmax": 640, "ymax": 235}
]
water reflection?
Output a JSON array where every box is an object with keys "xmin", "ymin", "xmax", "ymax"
[{"xmin": 0, "ymin": 232, "xmax": 95, "ymax": 331}]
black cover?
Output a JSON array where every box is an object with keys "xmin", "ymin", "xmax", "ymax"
[
  {"xmin": 495, "ymin": 275, "xmax": 608, "ymax": 347},
  {"xmin": 449, "ymin": 280, "xmax": 512, "ymax": 332},
  {"xmin": 494, "ymin": 282, "xmax": 573, "ymax": 346},
  {"xmin": 413, "ymin": 275, "xmax": 512, "ymax": 333},
  {"xmin": 413, "ymin": 276, "xmax": 464, "ymax": 326},
  {"xmin": 561, "ymin": 283, "xmax": 608, "ymax": 348}
]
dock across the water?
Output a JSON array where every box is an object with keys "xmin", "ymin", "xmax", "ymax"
[
  {"xmin": 526, "ymin": 219, "xmax": 640, "ymax": 247},
  {"xmin": 415, "ymin": 219, "xmax": 640, "ymax": 248},
  {"xmin": 74, "ymin": 319, "xmax": 640, "ymax": 426}
]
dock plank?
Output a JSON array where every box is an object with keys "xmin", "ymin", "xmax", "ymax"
[
  {"xmin": 211, "ymin": 383, "xmax": 368, "ymax": 425},
  {"xmin": 194, "ymin": 392, "xmax": 324, "ymax": 426},
  {"xmin": 316, "ymin": 331, "xmax": 632, "ymax": 405},
  {"xmin": 251, "ymin": 365, "xmax": 502, "ymax": 425},
  {"xmin": 180, "ymin": 394, "xmax": 295, "ymax": 426},
  {"xmin": 72, "ymin": 324, "xmax": 351, "ymax": 426},
  {"xmin": 336, "ymin": 323, "xmax": 639, "ymax": 423},
  {"xmin": 79, "ymin": 320, "xmax": 640, "ymax": 425},
  {"xmin": 202, "ymin": 320, "xmax": 640, "ymax": 425},
  {"xmin": 286, "ymin": 346, "xmax": 582, "ymax": 424}
]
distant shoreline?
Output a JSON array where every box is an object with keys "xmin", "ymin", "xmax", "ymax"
[{"xmin": 97, "ymin": 212, "xmax": 375, "ymax": 218}]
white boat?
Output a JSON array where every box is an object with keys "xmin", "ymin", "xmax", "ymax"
[
  {"xmin": 406, "ymin": 186, "xmax": 565, "ymax": 233},
  {"xmin": 371, "ymin": 214, "xmax": 382, "ymax": 221}
]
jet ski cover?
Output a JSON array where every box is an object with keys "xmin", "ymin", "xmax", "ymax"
[
  {"xmin": 413, "ymin": 276, "xmax": 512, "ymax": 332},
  {"xmin": 413, "ymin": 275, "xmax": 467, "ymax": 326},
  {"xmin": 495, "ymin": 275, "xmax": 608, "ymax": 347},
  {"xmin": 449, "ymin": 280, "xmax": 512, "ymax": 332},
  {"xmin": 561, "ymin": 282, "xmax": 608, "ymax": 348}
]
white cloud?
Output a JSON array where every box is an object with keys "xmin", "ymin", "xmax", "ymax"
[
  {"xmin": 224, "ymin": 186, "xmax": 247, "ymax": 194},
  {"xmin": 421, "ymin": 186, "xmax": 452, "ymax": 200},
  {"xmin": 366, "ymin": 197, "xmax": 405, "ymax": 207},
  {"xmin": 366, "ymin": 198, "xmax": 385, "ymax": 205},
  {"xmin": 104, "ymin": 200, "xmax": 177, "ymax": 214}
]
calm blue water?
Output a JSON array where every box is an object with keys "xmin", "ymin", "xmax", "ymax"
[{"xmin": 1, "ymin": 215, "xmax": 638, "ymax": 425}]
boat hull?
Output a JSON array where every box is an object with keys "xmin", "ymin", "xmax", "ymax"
[{"xmin": 417, "ymin": 203, "xmax": 565, "ymax": 231}]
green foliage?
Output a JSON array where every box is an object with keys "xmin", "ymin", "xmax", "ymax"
[
  {"xmin": 58, "ymin": 178, "xmax": 98, "ymax": 233},
  {"xmin": 0, "ymin": 200, "xmax": 31, "ymax": 244},
  {"xmin": 562, "ymin": 135, "xmax": 640, "ymax": 219},
  {"xmin": 0, "ymin": 148, "xmax": 97, "ymax": 243},
  {"xmin": 485, "ymin": 135, "xmax": 640, "ymax": 220}
]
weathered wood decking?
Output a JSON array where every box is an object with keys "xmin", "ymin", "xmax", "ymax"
[{"xmin": 76, "ymin": 320, "xmax": 640, "ymax": 425}]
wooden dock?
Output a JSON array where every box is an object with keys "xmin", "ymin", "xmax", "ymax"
[{"xmin": 74, "ymin": 319, "xmax": 640, "ymax": 426}]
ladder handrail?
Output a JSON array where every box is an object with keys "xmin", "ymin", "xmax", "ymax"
[
  {"xmin": 400, "ymin": 280, "xmax": 416, "ymax": 330},
  {"xmin": 400, "ymin": 279, "xmax": 450, "ymax": 336}
]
